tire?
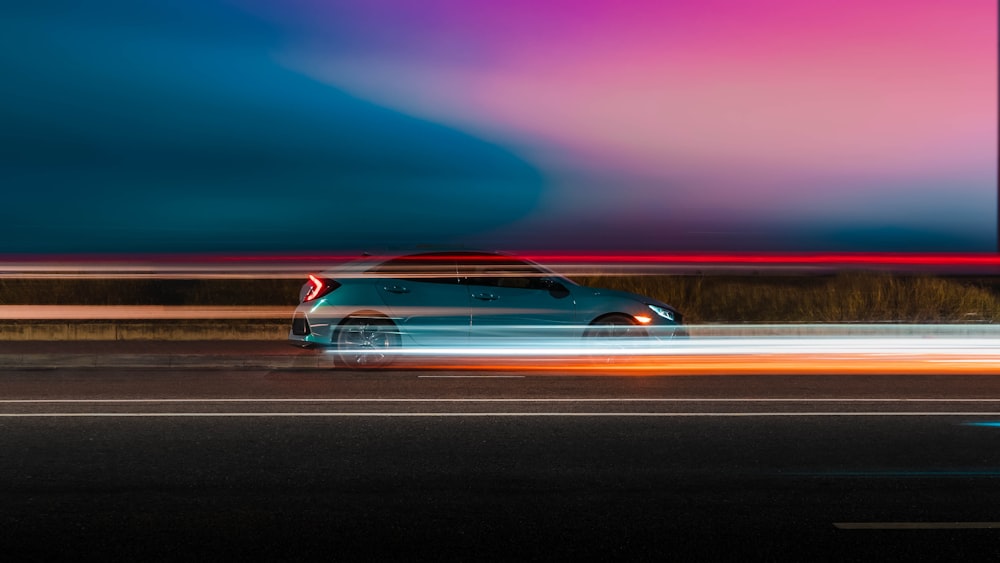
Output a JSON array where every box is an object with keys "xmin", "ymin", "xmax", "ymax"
[
  {"xmin": 583, "ymin": 314, "xmax": 647, "ymax": 338},
  {"xmin": 334, "ymin": 316, "xmax": 400, "ymax": 368},
  {"xmin": 583, "ymin": 314, "xmax": 646, "ymax": 364}
]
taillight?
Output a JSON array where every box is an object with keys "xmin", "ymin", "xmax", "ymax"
[{"xmin": 303, "ymin": 274, "xmax": 339, "ymax": 302}]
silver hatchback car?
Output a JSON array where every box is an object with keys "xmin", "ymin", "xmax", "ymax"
[{"xmin": 289, "ymin": 251, "xmax": 685, "ymax": 367}]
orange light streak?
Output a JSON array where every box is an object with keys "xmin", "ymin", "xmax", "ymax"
[{"xmin": 380, "ymin": 354, "xmax": 1000, "ymax": 376}]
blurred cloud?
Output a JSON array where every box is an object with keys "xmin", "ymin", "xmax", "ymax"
[
  {"xmin": 1, "ymin": 0, "xmax": 995, "ymax": 253},
  {"xmin": 0, "ymin": 0, "xmax": 542, "ymax": 252}
]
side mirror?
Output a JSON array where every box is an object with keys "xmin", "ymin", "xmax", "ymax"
[{"xmin": 539, "ymin": 277, "xmax": 570, "ymax": 297}]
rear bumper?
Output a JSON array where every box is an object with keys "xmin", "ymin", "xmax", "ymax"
[{"xmin": 291, "ymin": 312, "xmax": 310, "ymax": 336}]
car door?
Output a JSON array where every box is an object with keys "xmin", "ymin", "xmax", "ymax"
[
  {"xmin": 371, "ymin": 254, "xmax": 471, "ymax": 346},
  {"xmin": 461, "ymin": 256, "xmax": 577, "ymax": 342}
]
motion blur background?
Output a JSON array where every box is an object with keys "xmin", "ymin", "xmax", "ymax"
[{"xmin": 2, "ymin": 0, "xmax": 996, "ymax": 254}]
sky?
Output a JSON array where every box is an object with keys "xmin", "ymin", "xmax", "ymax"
[{"xmin": 1, "ymin": 0, "xmax": 996, "ymax": 253}]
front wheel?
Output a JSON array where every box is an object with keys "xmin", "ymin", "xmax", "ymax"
[
  {"xmin": 335, "ymin": 317, "xmax": 400, "ymax": 368},
  {"xmin": 583, "ymin": 314, "xmax": 646, "ymax": 338},
  {"xmin": 583, "ymin": 314, "xmax": 646, "ymax": 364}
]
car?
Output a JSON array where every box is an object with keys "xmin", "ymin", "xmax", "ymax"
[{"xmin": 288, "ymin": 251, "xmax": 685, "ymax": 367}]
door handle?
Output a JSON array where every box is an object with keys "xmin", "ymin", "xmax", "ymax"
[
  {"xmin": 384, "ymin": 285, "xmax": 410, "ymax": 294},
  {"xmin": 473, "ymin": 293, "xmax": 499, "ymax": 301}
]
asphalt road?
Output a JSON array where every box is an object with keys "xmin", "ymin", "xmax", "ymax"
[{"xmin": 4, "ymin": 362, "xmax": 1000, "ymax": 561}]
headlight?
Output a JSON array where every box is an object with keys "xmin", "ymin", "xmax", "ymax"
[{"xmin": 647, "ymin": 304, "xmax": 675, "ymax": 322}]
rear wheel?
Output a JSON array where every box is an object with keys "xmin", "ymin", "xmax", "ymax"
[{"xmin": 335, "ymin": 317, "xmax": 400, "ymax": 368}]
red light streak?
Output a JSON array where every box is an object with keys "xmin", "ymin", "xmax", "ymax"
[
  {"xmin": 2, "ymin": 251, "xmax": 999, "ymax": 267},
  {"xmin": 2, "ymin": 250, "xmax": 998, "ymax": 278},
  {"xmin": 515, "ymin": 252, "xmax": 1000, "ymax": 267}
]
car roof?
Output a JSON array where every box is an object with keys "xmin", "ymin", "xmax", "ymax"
[
  {"xmin": 320, "ymin": 250, "xmax": 514, "ymax": 276},
  {"xmin": 369, "ymin": 250, "xmax": 511, "ymax": 261}
]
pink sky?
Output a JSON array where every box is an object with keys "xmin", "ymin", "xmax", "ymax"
[{"xmin": 262, "ymin": 0, "xmax": 997, "ymax": 247}]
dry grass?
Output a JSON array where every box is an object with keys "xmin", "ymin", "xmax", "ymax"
[
  {"xmin": 2, "ymin": 274, "xmax": 999, "ymax": 323},
  {"xmin": 572, "ymin": 273, "xmax": 1000, "ymax": 324}
]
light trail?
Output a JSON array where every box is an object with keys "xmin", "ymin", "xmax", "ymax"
[
  {"xmin": 0, "ymin": 305, "xmax": 292, "ymax": 320},
  {"xmin": 388, "ymin": 357, "xmax": 1000, "ymax": 375},
  {"xmin": 316, "ymin": 326, "xmax": 1000, "ymax": 373},
  {"xmin": 315, "ymin": 328, "xmax": 1000, "ymax": 373},
  {"xmin": 2, "ymin": 251, "xmax": 999, "ymax": 277},
  {"xmin": 3, "ymin": 412, "xmax": 1000, "ymax": 418},
  {"xmin": 4, "ymin": 308, "xmax": 1000, "ymax": 373},
  {"xmin": 3, "ymin": 398, "xmax": 1000, "ymax": 403}
]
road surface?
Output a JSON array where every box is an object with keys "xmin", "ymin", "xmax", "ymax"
[{"xmin": 2, "ymin": 345, "xmax": 1000, "ymax": 560}]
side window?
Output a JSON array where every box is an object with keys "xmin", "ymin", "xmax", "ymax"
[
  {"xmin": 460, "ymin": 258, "xmax": 547, "ymax": 289},
  {"xmin": 368, "ymin": 254, "xmax": 459, "ymax": 284},
  {"xmin": 461, "ymin": 261, "xmax": 501, "ymax": 287}
]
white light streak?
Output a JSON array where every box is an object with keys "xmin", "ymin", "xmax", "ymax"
[
  {"xmin": 326, "ymin": 334, "xmax": 1000, "ymax": 359},
  {"xmin": 0, "ymin": 305, "xmax": 291, "ymax": 320}
]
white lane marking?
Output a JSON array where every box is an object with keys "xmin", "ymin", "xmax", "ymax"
[
  {"xmin": 3, "ymin": 398, "xmax": 1000, "ymax": 404},
  {"xmin": 3, "ymin": 412, "xmax": 1000, "ymax": 417},
  {"xmin": 835, "ymin": 522, "xmax": 1000, "ymax": 530}
]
